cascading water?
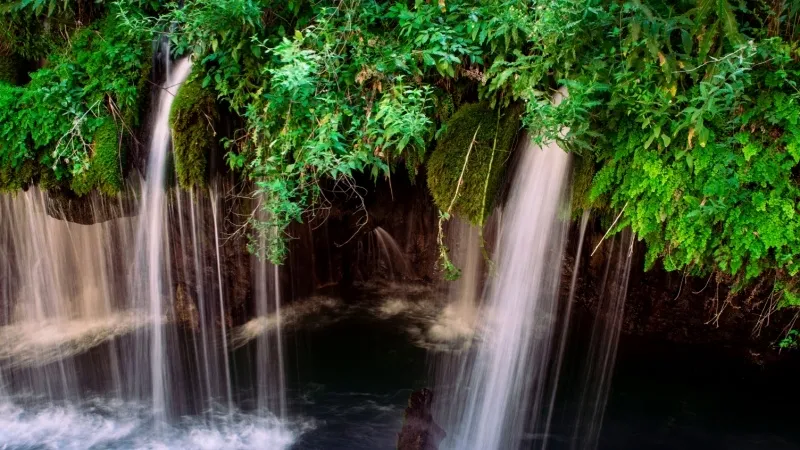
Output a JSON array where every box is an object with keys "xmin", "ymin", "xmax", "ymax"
[
  {"xmin": 570, "ymin": 230, "xmax": 634, "ymax": 449},
  {"xmin": 372, "ymin": 226, "xmax": 412, "ymax": 280},
  {"xmin": 171, "ymin": 186, "xmax": 233, "ymax": 418},
  {"xmin": 429, "ymin": 218, "xmax": 484, "ymax": 433},
  {"xmin": 238, "ymin": 195, "xmax": 288, "ymax": 420},
  {"xmin": 0, "ymin": 188, "xmax": 137, "ymax": 400},
  {"xmin": 131, "ymin": 51, "xmax": 192, "ymax": 423},
  {"xmin": 208, "ymin": 186, "xmax": 234, "ymax": 416},
  {"xmin": 441, "ymin": 134, "xmax": 572, "ymax": 450}
]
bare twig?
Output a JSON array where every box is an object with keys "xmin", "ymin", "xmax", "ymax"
[{"xmin": 591, "ymin": 201, "xmax": 629, "ymax": 257}]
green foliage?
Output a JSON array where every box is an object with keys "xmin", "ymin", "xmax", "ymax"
[
  {"xmin": 1, "ymin": 0, "xmax": 796, "ymax": 306},
  {"xmin": 456, "ymin": 0, "xmax": 800, "ymax": 301},
  {"xmin": 779, "ymin": 329, "xmax": 799, "ymax": 349},
  {"xmin": 571, "ymin": 153, "xmax": 598, "ymax": 214},
  {"xmin": 427, "ymin": 102, "xmax": 521, "ymax": 225},
  {"xmin": 0, "ymin": 157, "xmax": 36, "ymax": 193},
  {"xmin": 70, "ymin": 118, "xmax": 124, "ymax": 196},
  {"xmin": 169, "ymin": 77, "xmax": 218, "ymax": 189},
  {"xmin": 0, "ymin": 0, "xmax": 102, "ymax": 62},
  {"xmin": 122, "ymin": 0, "xmax": 538, "ymax": 263},
  {"xmin": 0, "ymin": 6, "xmax": 150, "ymax": 193}
]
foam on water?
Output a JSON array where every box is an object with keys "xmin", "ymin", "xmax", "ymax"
[
  {"xmin": 0, "ymin": 397, "xmax": 309, "ymax": 450},
  {"xmin": 232, "ymin": 287, "xmax": 478, "ymax": 352},
  {"xmin": 426, "ymin": 303, "xmax": 478, "ymax": 345},
  {"xmin": 0, "ymin": 313, "xmax": 153, "ymax": 367},
  {"xmin": 232, "ymin": 296, "xmax": 343, "ymax": 348}
]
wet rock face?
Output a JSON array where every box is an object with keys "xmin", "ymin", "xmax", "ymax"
[
  {"xmin": 285, "ymin": 170, "xmax": 440, "ymax": 299},
  {"xmin": 397, "ymin": 388, "xmax": 445, "ymax": 450},
  {"xmin": 45, "ymin": 190, "xmax": 137, "ymax": 225},
  {"xmin": 567, "ymin": 221, "xmax": 795, "ymax": 353}
]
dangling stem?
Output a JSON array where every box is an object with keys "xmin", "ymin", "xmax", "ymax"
[{"xmin": 437, "ymin": 125, "xmax": 481, "ymax": 280}]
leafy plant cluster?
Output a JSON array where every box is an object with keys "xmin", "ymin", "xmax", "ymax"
[
  {"xmin": 779, "ymin": 328, "xmax": 799, "ymax": 349},
  {"xmin": 529, "ymin": 0, "xmax": 800, "ymax": 302},
  {"xmin": 1, "ymin": 0, "xmax": 102, "ymax": 63},
  {"xmin": 119, "ymin": 0, "xmax": 538, "ymax": 263},
  {"xmin": 0, "ymin": 2, "xmax": 151, "ymax": 194},
  {"xmin": 3, "ymin": 0, "xmax": 800, "ymax": 306}
]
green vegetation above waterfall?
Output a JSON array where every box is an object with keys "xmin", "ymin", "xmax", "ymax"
[
  {"xmin": 0, "ymin": 2, "xmax": 149, "ymax": 194},
  {"xmin": 522, "ymin": 1, "xmax": 800, "ymax": 302},
  {"xmin": 2, "ymin": 0, "xmax": 800, "ymax": 302},
  {"xmin": 70, "ymin": 118, "xmax": 125, "ymax": 196},
  {"xmin": 122, "ymin": 0, "xmax": 539, "ymax": 262}
]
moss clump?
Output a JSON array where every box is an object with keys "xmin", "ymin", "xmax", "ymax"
[
  {"xmin": 571, "ymin": 153, "xmax": 597, "ymax": 214},
  {"xmin": 426, "ymin": 102, "xmax": 522, "ymax": 225},
  {"xmin": 70, "ymin": 118, "xmax": 124, "ymax": 196},
  {"xmin": 169, "ymin": 77, "xmax": 218, "ymax": 189},
  {"xmin": 0, "ymin": 159, "xmax": 36, "ymax": 192}
]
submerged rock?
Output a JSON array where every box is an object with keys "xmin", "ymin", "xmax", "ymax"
[{"xmin": 397, "ymin": 388, "xmax": 445, "ymax": 450}]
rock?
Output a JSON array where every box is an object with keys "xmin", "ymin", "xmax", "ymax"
[
  {"xmin": 397, "ymin": 388, "xmax": 445, "ymax": 450},
  {"xmin": 45, "ymin": 189, "xmax": 137, "ymax": 225}
]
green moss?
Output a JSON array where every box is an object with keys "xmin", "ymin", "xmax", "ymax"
[
  {"xmin": 70, "ymin": 118, "xmax": 124, "ymax": 196},
  {"xmin": 0, "ymin": 159, "xmax": 36, "ymax": 193},
  {"xmin": 426, "ymin": 102, "xmax": 522, "ymax": 225},
  {"xmin": 169, "ymin": 77, "xmax": 218, "ymax": 189},
  {"xmin": 571, "ymin": 153, "xmax": 600, "ymax": 215}
]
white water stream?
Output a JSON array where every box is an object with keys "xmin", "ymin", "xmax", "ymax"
[
  {"xmin": 131, "ymin": 54, "xmax": 192, "ymax": 423},
  {"xmin": 443, "ymin": 134, "xmax": 572, "ymax": 450}
]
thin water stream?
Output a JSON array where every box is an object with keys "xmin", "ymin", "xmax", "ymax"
[
  {"xmin": 437, "ymin": 135, "xmax": 571, "ymax": 450},
  {"xmin": 132, "ymin": 53, "xmax": 192, "ymax": 424}
]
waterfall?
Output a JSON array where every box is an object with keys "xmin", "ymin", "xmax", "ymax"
[
  {"xmin": 0, "ymin": 189, "xmax": 137, "ymax": 400},
  {"xmin": 542, "ymin": 209, "xmax": 591, "ymax": 448},
  {"xmin": 209, "ymin": 186, "xmax": 234, "ymax": 416},
  {"xmin": 0, "ymin": 42, "xmax": 299, "ymax": 447},
  {"xmin": 571, "ymin": 230, "xmax": 634, "ymax": 449},
  {"xmin": 372, "ymin": 226, "xmax": 412, "ymax": 281},
  {"xmin": 131, "ymin": 52, "xmax": 192, "ymax": 422},
  {"xmin": 430, "ymin": 219, "xmax": 484, "ymax": 431},
  {"xmin": 443, "ymin": 135, "xmax": 572, "ymax": 450},
  {"xmin": 253, "ymin": 206, "xmax": 288, "ymax": 420}
]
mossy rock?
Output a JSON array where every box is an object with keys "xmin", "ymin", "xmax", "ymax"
[
  {"xmin": 426, "ymin": 102, "xmax": 522, "ymax": 225},
  {"xmin": 70, "ymin": 118, "xmax": 124, "ymax": 196},
  {"xmin": 169, "ymin": 77, "xmax": 218, "ymax": 190}
]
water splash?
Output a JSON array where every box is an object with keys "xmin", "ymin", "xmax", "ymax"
[
  {"xmin": 0, "ymin": 313, "xmax": 151, "ymax": 368},
  {"xmin": 0, "ymin": 397, "xmax": 306, "ymax": 450}
]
